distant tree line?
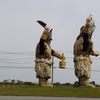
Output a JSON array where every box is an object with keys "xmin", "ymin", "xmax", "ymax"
[
  {"xmin": 0, "ymin": 79, "xmax": 73, "ymax": 87},
  {"xmin": 0, "ymin": 79, "xmax": 36, "ymax": 87},
  {"xmin": 0, "ymin": 79, "xmax": 100, "ymax": 87}
]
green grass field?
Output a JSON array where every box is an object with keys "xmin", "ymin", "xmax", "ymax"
[{"xmin": 0, "ymin": 87, "xmax": 100, "ymax": 97}]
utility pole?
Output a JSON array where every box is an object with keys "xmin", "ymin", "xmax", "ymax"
[{"xmin": 51, "ymin": 56, "xmax": 54, "ymax": 86}]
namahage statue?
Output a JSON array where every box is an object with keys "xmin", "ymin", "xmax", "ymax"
[
  {"xmin": 73, "ymin": 14, "xmax": 100, "ymax": 87},
  {"xmin": 34, "ymin": 20, "xmax": 65, "ymax": 87}
]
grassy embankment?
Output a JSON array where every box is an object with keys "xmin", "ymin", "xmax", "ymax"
[{"xmin": 0, "ymin": 87, "xmax": 100, "ymax": 98}]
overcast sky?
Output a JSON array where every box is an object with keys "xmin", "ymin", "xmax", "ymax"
[{"xmin": 0, "ymin": 0, "xmax": 100, "ymax": 84}]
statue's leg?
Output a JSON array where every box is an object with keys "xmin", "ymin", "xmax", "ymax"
[
  {"xmin": 74, "ymin": 56, "xmax": 95, "ymax": 88},
  {"xmin": 38, "ymin": 78, "xmax": 45, "ymax": 86},
  {"xmin": 35, "ymin": 59, "xmax": 52, "ymax": 87},
  {"xmin": 79, "ymin": 77, "xmax": 95, "ymax": 88},
  {"xmin": 38, "ymin": 78, "xmax": 53, "ymax": 87},
  {"xmin": 45, "ymin": 78, "xmax": 53, "ymax": 87}
]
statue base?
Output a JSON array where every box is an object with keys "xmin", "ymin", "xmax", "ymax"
[{"xmin": 38, "ymin": 78, "xmax": 53, "ymax": 87}]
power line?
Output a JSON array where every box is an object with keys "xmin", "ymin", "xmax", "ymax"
[
  {"xmin": 0, "ymin": 66, "xmax": 33, "ymax": 69},
  {"xmin": 0, "ymin": 56, "xmax": 100, "ymax": 61},
  {"xmin": 0, "ymin": 57, "xmax": 35, "ymax": 60},
  {"xmin": 0, "ymin": 50, "xmax": 73, "ymax": 56},
  {"xmin": 0, "ymin": 50, "xmax": 35, "ymax": 56},
  {"xmin": 0, "ymin": 66, "xmax": 100, "ymax": 72},
  {"xmin": 57, "ymin": 51, "xmax": 73, "ymax": 53},
  {"xmin": 0, "ymin": 60, "xmax": 33, "ymax": 64},
  {"xmin": 0, "ymin": 50, "xmax": 100, "ymax": 60},
  {"xmin": 0, "ymin": 50, "xmax": 100, "ymax": 71},
  {"xmin": 54, "ymin": 67, "xmax": 100, "ymax": 72},
  {"xmin": 0, "ymin": 50, "xmax": 100, "ymax": 59}
]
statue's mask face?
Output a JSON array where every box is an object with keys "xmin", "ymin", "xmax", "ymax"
[{"xmin": 46, "ymin": 32, "xmax": 52, "ymax": 44}]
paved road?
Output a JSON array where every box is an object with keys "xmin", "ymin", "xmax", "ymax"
[{"xmin": 0, "ymin": 96, "xmax": 100, "ymax": 100}]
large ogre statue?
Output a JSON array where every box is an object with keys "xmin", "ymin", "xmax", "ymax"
[
  {"xmin": 73, "ymin": 14, "xmax": 99, "ymax": 87},
  {"xmin": 34, "ymin": 20, "xmax": 65, "ymax": 87}
]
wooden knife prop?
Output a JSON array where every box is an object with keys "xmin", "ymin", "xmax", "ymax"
[{"xmin": 37, "ymin": 20, "xmax": 53, "ymax": 32}]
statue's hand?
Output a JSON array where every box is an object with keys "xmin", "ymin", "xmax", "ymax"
[
  {"xmin": 92, "ymin": 51, "xmax": 100, "ymax": 57},
  {"xmin": 44, "ymin": 25, "xmax": 50, "ymax": 32},
  {"xmin": 61, "ymin": 55, "xmax": 66, "ymax": 60}
]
